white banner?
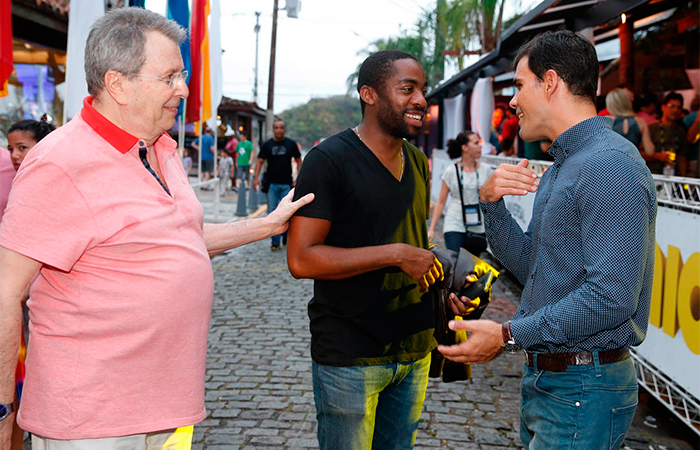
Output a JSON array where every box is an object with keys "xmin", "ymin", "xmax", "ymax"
[
  {"xmin": 63, "ymin": 0, "xmax": 105, "ymax": 121},
  {"xmin": 442, "ymin": 94, "xmax": 465, "ymax": 149},
  {"xmin": 635, "ymin": 207, "xmax": 700, "ymax": 399},
  {"xmin": 470, "ymin": 77, "xmax": 495, "ymax": 156}
]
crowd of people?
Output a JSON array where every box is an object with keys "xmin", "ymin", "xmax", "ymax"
[{"xmin": 0, "ymin": 6, "xmax": 678, "ymax": 450}]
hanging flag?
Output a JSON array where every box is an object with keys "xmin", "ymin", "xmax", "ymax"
[
  {"xmin": 63, "ymin": 0, "xmax": 105, "ymax": 121},
  {"xmin": 185, "ymin": 0, "xmax": 206, "ymax": 124},
  {"xmin": 167, "ymin": 0, "xmax": 192, "ymax": 119},
  {"xmin": 201, "ymin": 0, "xmax": 212, "ymax": 124},
  {"xmin": 206, "ymin": 0, "xmax": 222, "ymax": 131},
  {"xmin": 0, "ymin": 0, "xmax": 13, "ymax": 98}
]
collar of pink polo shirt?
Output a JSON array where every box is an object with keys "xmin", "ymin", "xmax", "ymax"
[{"xmin": 80, "ymin": 96, "xmax": 142, "ymax": 154}]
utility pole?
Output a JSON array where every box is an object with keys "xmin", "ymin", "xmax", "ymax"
[
  {"xmin": 265, "ymin": 0, "xmax": 279, "ymax": 140},
  {"xmin": 253, "ymin": 11, "xmax": 261, "ymax": 104}
]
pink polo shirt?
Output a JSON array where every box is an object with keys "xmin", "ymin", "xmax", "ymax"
[{"xmin": 0, "ymin": 97, "xmax": 214, "ymax": 439}]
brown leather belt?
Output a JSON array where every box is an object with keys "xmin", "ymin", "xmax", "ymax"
[{"xmin": 525, "ymin": 347, "xmax": 630, "ymax": 372}]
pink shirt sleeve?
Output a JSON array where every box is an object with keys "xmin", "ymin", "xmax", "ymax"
[
  {"xmin": 0, "ymin": 159, "xmax": 98, "ymax": 271},
  {"xmin": 0, "ymin": 147, "xmax": 15, "ymax": 224}
]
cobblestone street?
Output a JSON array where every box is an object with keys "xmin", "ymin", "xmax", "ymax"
[
  {"xmin": 190, "ymin": 190, "xmax": 698, "ymax": 450},
  {"xmin": 197, "ymin": 237, "xmax": 526, "ymax": 450}
]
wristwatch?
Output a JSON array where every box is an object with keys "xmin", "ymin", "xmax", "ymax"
[
  {"xmin": 501, "ymin": 321, "xmax": 522, "ymax": 354},
  {"xmin": 0, "ymin": 402, "xmax": 14, "ymax": 421}
]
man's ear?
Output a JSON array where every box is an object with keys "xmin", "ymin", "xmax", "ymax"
[
  {"xmin": 542, "ymin": 69, "xmax": 560, "ymax": 101},
  {"xmin": 104, "ymin": 70, "xmax": 129, "ymax": 105},
  {"xmin": 359, "ymin": 85, "xmax": 377, "ymax": 108}
]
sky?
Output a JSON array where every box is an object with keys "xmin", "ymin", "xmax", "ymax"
[{"xmin": 145, "ymin": 0, "xmax": 535, "ymax": 114}]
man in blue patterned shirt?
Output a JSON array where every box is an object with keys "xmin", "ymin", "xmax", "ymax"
[{"xmin": 439, "ymin": 31, "xmax": 657, "ymax": 449}]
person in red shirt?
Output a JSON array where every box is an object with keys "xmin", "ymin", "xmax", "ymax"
[{"xmin": 500, "ymin": 106, "xmax": 520, "ymax": 142}]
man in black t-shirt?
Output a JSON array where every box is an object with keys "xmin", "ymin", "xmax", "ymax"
[
  {"xmin": 254, "ymin": 120, "xmax": 302, "ymax": 250},
  {"xmin": 288, "ymin": 51, "xmax": 460, "ymax": 450}
]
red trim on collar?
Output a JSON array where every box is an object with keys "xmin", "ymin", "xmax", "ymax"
[{"xmin": 80, "ymin": 96, "xmax": 139, "ymax": 154}]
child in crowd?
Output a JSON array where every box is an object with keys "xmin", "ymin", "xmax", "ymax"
[
  {"xmin": 218, "ymin": 149, "xmax": 234, "ymax": 196},
  {"xmin": 182, "ymin": 147, "xmax": 193, "ymax": 177},
  {"xmin": 5, "ymin": 115, "xmax": 55, "ymax": 450}
]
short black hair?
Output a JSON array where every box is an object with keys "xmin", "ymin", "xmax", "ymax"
[
  {"xmin": 357, "ymin": 49, "xmax": 418, "ymax": 116},
  {"xmin": 635, "ymin": 92, "xmax": 657, "ymax": 109},
  {"xmin": 663, "ymin": 92, "xmax": 683, "ymax": 105},
  {"xmin": 9, "ymin": 117, "xmax": 55, "ymax": 143},
  {"xmin": 514, "ymin": 30, "xmax": 598, "ymax": 105},
  {"xmin": 446, "ymin": 130, "xmax": 479, "ymax": 159}
]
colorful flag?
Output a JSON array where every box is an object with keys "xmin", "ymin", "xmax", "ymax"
[
  {"xmin": 167, "ymin": 0, "xmax": 191, "ymax": 119},
  {"xmin": 201, "ymin": 0, "xmax": 212, "ymax": 124},
  {"xmin": 185, "ymin": 0, "xmax": 206, "ymax": 124},
  {"xmin": 0, "ymin": 0, "xmax": 13, "ymax": 98}
]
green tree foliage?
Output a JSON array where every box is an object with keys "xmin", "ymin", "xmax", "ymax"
[
  {"xmin": 345, "ymin": 0, "xmax": 521, "ymax": 92},
  {"xmin": 280, "ymin": 96, "xmax": 362, "ymax": 149}
]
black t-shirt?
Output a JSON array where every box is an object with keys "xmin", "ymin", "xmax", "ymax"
[
  {"xmin": 259, "ymin": 137, "xmax": 301, "ymax": 185},
  {"xmin": 293, "ymin": 128, "xmax": 436, "ymax": 366}
]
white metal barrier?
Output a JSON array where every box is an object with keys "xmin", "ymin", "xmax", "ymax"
[{"xmin": 631, "ymin": 351, "xmax": 700, "ymax": 433}]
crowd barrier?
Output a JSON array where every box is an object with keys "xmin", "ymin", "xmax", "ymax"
[{"xmin": 431, "ymin": 150, "xmax": 700, "ymax": 435}]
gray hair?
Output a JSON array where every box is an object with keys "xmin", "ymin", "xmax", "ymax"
[
  {"xmin": 85, "ymin": 7, "xmax": 186, "ymax": 96},
  {"xmin": 605, "ymin": 88, "xmax": 635, "ymax": 117}
]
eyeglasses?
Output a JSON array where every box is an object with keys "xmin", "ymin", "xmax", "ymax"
[
  {"xmin": 665, "ymin": 103, "xmax": 682, "ymax": 109},
  {"xmin": 128, "ymin": 70, "xmax": 189, "ymax": 89}
]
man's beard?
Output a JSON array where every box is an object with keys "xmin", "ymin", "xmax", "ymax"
[{"xmin": 377, "ymin": 100, "xmax": 423, "ymax": 140}]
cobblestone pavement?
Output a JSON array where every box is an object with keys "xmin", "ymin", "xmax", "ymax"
[{"xmin": 190, "ymin": 189, "xmax": 698, "ymax": 450}]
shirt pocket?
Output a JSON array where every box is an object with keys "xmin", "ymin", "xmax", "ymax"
[{"xmin": 539, "ymin": 188, "xmax": 578, "ymax": 248}]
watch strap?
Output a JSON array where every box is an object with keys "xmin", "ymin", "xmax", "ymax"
[{"xmin": 501, "ymin": 321, "xmax": 514, "ymax": 346}]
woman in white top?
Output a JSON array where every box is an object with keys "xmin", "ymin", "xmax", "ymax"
[{"xmin": 428, "ymin": 130, "xmax": 493, "ymax": 255}]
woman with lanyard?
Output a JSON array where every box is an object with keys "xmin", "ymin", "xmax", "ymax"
[{"xmin": 428, "ymin": 130, "xmax": 493, "ymax": 255}]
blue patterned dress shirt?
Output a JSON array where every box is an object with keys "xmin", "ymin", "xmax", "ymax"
[{"xmin": 480, "ymin": 117, "xmax": 657, "ymax": 353}]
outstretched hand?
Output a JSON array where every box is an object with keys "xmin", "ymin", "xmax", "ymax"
[
  {"xmin": 266, "ymin": 189, "xmax": 314, "ymax": 236},
  {"xmin": 480, "ymin": 159, "xmax": 539, "ymax": 203},
  {"xmin": 437, "ymin": 319, "xmax": 503, "ymax": 364}
]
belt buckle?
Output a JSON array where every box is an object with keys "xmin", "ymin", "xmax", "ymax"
[{"xmin": 574, "ymin": 352, "xmax": 593, "ymax": 365}]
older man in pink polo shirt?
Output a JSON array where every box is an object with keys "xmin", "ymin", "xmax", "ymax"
[{"xmin": 0, "ymin": 8, "xmax": 313, "ymax": 449}]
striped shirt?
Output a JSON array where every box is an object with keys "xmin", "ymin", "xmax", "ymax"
[{"xmin": 480, "ymin": 117, "xmax": 657, "ymax": 353}]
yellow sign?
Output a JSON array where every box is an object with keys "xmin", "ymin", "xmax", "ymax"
[{"xmin": 649, "ymin": 244, "xmax": 700, "ymax": 355}]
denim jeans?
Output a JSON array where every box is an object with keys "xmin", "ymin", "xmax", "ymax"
[
  {"xmin": 312, "ymin": 353, "xmax": 431, "ymax": 450},
  {"xmin": 520, "ymin": 355, "xmax": 638, "ymax": 450},
  {"xmin": 266, "ymin": 183, "xmax": 291, "ymax": 246}
]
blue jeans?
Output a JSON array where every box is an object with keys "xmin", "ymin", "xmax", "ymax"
[
  {"xmin": 520, "ymin": 355, "xmax": 638, "ymax": 450},
  {"xmin": 312, "ymin": 354, "xmax": 431, "ymax": 450},
  {"xmin": 266, "ymin": 183, "xmax": 291, "ymax": 246}
]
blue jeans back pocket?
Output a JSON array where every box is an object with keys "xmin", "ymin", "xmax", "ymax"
[{"xmin": 609, "ymin": 401, "xmax": 637, "ymax": 450}]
